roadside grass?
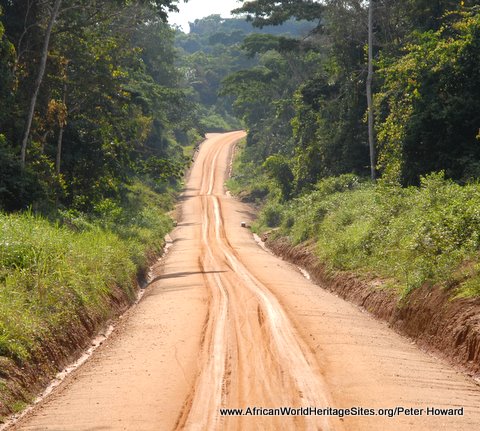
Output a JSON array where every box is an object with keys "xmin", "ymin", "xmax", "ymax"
[
  {"xmin": 249, "ymin": 171, "xmax": 480, "ymax": 298},
  {"xmin": 0, "ymin": 180, "xmax": 173, "ymax": 363},
  {"xmin": 226, "ymin": 138, "xmax": 272, "ymax": 204}
]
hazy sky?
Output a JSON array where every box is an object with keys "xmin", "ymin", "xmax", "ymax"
[{"xmin": 169, "ymin": 0, "xmax": 242, "ymax": 32}]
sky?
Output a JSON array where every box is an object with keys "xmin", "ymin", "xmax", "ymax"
[{"xmin": 169, "ymin": 0, "xmax": 242, "ymax": 32}]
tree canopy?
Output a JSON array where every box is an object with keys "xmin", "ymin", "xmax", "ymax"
[
  {"xmin": 2, "ymin": 0, "xmax": 480, "ymax": 213},
  {"xmin": 0, "ymin": 0, "xmax": 197, "ymax": 211},
  {"xmin": 175, "ymin": 14, "xmax": 315, "ymax": 132},
  {"xmin": 223, "ymin": 0, "xmax": 480, "ymax": 192}
]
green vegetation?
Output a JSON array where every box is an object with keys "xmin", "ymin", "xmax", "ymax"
[
  {"xmin": 375, "ymin": 10, "xmax": 480, "ymax": 183},
  {"xmin": 223, "ymin": 1, "xmax": 480, "ymax": 300},
  {"xmin": 0, "ymin": 182, "xmax": 172, "ymax": 362},
  {"xmin": 226, "ymin": 138, "xmax": 270, "ymax": 203},
  {"xmin": 238, "ymin": 167, "xmax": 480, "ymax": 298},
  {"xmin": 175, "ymin": 14, "xmax": 316, "ymax": 133},
  {"xmin": 0, "ymin": 0, "xmax": 198, "ymax": 212},
  {"xmin": 226, "ymin": 1, "xmax": 480, "ymax": 187}
]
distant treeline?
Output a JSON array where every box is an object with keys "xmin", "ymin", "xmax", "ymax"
[{"xmin": 174, "ymin": 14, "xmax": 315, "ymax": 133}]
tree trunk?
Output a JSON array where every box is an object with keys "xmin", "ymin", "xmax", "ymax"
[
  {"xmin": 55, "ymin": 122, "xmax": 64, "ymax": 209},
  {"xmin": 20, "ymin": 0, "xmax": 63, "ymax": 169},
  {"xmin": 55, "ymin": 125, "xmax": 65, "ymax": 175},
  {"xmin": 55, "ymin": 80, "xmax": 67, "ymax": 209},
  {"xmin": 367, "ymin": 0, "xmax": 376, "ymax": 181},
  {"xmin": 56, "ymin": 81, "xmax": 67, "ymax": 175}
]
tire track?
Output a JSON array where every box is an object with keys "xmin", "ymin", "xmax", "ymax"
[
  {"xmin": 178, "ymin": 132, "xmax": 333, "ymax": 431},
  {"xmin": 11, "ymin": 132, "xmax": 480, "ymax": 431}
]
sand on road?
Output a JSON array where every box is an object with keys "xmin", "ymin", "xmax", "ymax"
[{"xmin": 11, "ymin": 132, "xmax": 480, "ymax": 431}]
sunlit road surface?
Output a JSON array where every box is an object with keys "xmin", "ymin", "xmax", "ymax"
[{"xmin": 12, "ymin": 132, "xmax": 480, "ymax": 431}]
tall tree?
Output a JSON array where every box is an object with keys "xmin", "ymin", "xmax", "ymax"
[
  {"xmin": 0, "ymin": 0, "xmax": 200, "ymax": 210},
  {"xmin": 20, "ymin": 0, "xmax": 62, "ymax": 169},
  {"xmin": 233, "ymin": 0, "xmax": 324, "ymax": 27},
  {"xmin": 367, "ymin": 0, "xmax": 376, "ymax": 180}
]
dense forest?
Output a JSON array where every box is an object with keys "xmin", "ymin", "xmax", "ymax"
[
  {"xmin": 225, "ymin": 0, "xmax": 480, "ymax": 296},
  {"xmin": 0, "ymin": 1, "xmax": 315, "ymax": 213},
  {"xmin": 175, "ymin": 14, "xmax": 315, "ymax": 132},
  {"xmin": 2, "ymin": 0, "xmax": 480, "ymax": 419},
  {"xmin": 0, "ymin": 0, "xmax": 199, "ymax": 213},
  {"xmin": 225, "ymin": 0, "xmax": 480, "ymax": 190}
]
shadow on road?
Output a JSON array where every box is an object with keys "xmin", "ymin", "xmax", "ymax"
[{"xmin": 148, "ymin": 270, "xmax": 227, "ymax": 285}]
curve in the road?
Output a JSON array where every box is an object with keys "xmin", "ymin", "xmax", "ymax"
[
  {"xmin": 176, "ymin": 133, "xmax": 332, "ymax": 431},
  {"xmin": 9, "ymin": 131, "xmax": 480, "ymax": 431}
]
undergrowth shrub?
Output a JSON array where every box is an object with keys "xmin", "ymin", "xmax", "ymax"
[
  {"xmin": 260, "ymin": 202, "xmax": 284, "ymax": 228},
  {"xmin": 226, "ymin": 138, "xmax": 272, "ymax": 203},
  {"xmin": 257, "ymin": 172, "xmax": 480, "ymax": 296}
]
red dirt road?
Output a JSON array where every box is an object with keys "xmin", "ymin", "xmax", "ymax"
[{"xmin": 11, "ymin": 132, "xmax": 480, "ymax": 430}]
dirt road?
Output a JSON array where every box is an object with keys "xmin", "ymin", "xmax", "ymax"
[{"xmin": 11, "ymin": 132, "xmax": 480, "ymax": 430}]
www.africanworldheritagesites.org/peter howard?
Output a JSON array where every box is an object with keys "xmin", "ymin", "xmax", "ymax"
[{"xmin": 219, "ymin": 406, "xmax": 465, "ymax": 418}]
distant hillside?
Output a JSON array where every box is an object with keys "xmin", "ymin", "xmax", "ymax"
[{"xmin": 177, "ymin": 15, "xmax": 317, "ymax": 53}]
